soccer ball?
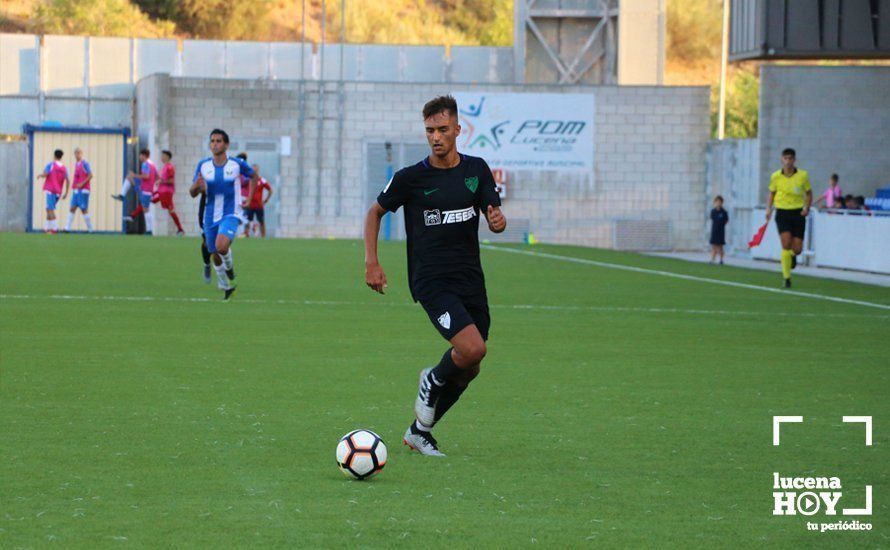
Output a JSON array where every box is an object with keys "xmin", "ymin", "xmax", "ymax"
[{"xmin": 336, "ymin": 429, "xmax": 387, "ymax": 480}]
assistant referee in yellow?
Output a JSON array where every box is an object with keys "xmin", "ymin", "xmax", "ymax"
[{"xmin": 765, "ymin": 148, "xmax": 812, "ymax": 288}]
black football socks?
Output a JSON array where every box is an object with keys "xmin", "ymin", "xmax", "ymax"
[
  {"xmin": 433, "ymin": 382, "xmax": 468, "ymax": 423},
  {"xmin": 201, "ymin": 239, "xmax": 211, "ymax": 266},
  {"xmin": 430, "ymin": 347, "xmax": 459, "ymax": 386}
]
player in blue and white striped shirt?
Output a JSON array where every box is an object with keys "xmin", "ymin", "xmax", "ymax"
[{"xmin": 189, "ymin": 129, "xmax": 257, "ymax": 300}]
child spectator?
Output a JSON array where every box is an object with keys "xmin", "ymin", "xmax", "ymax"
[
  {"xmin": 814, "ymin": 173, "xmax": 842, "ymax": 209},
  {"xmin": 709, "ymin": 196, "xmax": 729, "ymax": 265}
]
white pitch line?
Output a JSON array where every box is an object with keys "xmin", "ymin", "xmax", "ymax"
[
  {"xmin": 482, "ymin": 245, "xmax": 890, "ymax": 311},
  {"xmin": 0, "ymin": 294, "xmax": 887, "ymax": 319}
]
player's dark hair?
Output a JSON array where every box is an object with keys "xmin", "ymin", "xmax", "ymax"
[
  {"xmin": 422, "ymin": 95, "xmax": 458, "ymax": 120},
  {"xmin": 162, "ymin": 150, "xmax": 172, "ymax": 159},
  {"xmin": 830, "ymin": 173, "xmax": 838, "ymax": 182},
  {"xmin": 139, "ymin": 148, "xmax": 150, "ymax": 157},
  {"xmin": 714, "ymin": 195, "xmax": 724, "ymax": 202},
  {"xmin": 210, "ymin": 129, "xmax": 230, "ymax": 144},
  {"xmin": 236, "ymin": 152, "xmax": 247, "ymax": 161},
  {"xmin": 781, "ymin": 148, "xmax": 796, "ymax": 157},
  {"xmin": 53, "ymin": 149, "xmax": 63, "ymax": 159}
]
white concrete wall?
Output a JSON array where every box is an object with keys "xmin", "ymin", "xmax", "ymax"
[
  {"xmin": 137, "ymin": 76, "xmax": 710, "ymax": 249},
  {"xmin": 705, "ymin": 138, "xmax": 759, "ymax": 253},
  {"xmin": 0, "ymin": 140, "xmax": 28, "ymax": 231},
  {"xmin": 758, "ymin": 65, "xmax": 890, "ymax": 201}
]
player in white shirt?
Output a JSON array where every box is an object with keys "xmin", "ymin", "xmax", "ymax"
[{"xmin": 189, "ymin": 129, "xmax": 257, "ymax": 300}]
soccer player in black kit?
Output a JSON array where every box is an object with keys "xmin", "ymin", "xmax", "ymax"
[{"xmin": 363, "ymin": 95, "xmax": 507, "ymax": 456}]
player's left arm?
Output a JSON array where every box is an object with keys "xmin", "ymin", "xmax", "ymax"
[
  {"xmin": 263, "ymin": 184, "xmax": 273, "ymax": 205},
  {"xmin": 62, "ymin": 170, "xmax": 70, "ymax": 198},
  {"xmin": 479, "ymin": 161, "xmax": 506, "ymax": 233},
  {"xmin": 82, "ymin": 162, "xmax": 92, "ymax": 188},
  {"xmin": 802, "ymin": 190, "xmax": 813, "ymax": 216},
  {"xmin": 239, "ymin": 160, "xmax": 258, "ymax": 206},
  {"xmin": 485, "ymin": 205, "xmax": 507, "ymax": 233},
  {"xmin": 247, "ymin": 173, "xmax": 258, "ymax": 205},
  {"xmin": 801, "ymin": 174, "xmax": 813, "ymax": 217}
]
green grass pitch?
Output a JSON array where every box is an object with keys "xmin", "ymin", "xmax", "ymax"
[{"xmin": 1, "ymin": 233, "xmax": 887, "ymax": 547}]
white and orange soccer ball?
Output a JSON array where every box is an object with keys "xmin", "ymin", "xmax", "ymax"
[{"xmin": 336, "ymin": 429, "xmax": 387, "ymax": 480}]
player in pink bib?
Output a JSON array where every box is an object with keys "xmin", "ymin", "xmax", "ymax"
[
  {"xmin": 126, "ymin": 149, "xmax": 159, "ymax": 234},
  {"xmin": 64, "ymin": 147, "xmax": 94, "ymax": 232},
  {"xmin": 150, "ymin": 150, "xmax": 185, "ymax": 235},
  {"xmin": 36, "ymin": 149, "xmax": 70, "ymax": 233}
]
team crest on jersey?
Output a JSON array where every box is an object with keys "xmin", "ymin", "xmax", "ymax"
[
  {"xmin": 437, "ymin": 312, "xmax": 451, "ymax": 329},
  {"xmin": 465, "ymin": 176, "xmax": 478, "ymax": 193},
  {"xmin": 424, "ymin": 209, "xmax": 442, "ymax": 226}
]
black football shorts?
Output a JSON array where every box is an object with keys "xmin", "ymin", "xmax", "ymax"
[
  {"xmin": 775, "ymin": 208, "xmax": 806, "ymax": 239},
  {"xmin": 419, "ymin": 291, "xmax": 491, "ymax": 342}
]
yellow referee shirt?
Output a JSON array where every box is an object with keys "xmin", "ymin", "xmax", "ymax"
[{"xmin": 769, "ymin": 168, "xmax": 811, "ymax": 209}]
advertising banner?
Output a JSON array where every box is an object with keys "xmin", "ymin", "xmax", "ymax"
[{"xmin": 453, "ymin": 92, "xmax": 594, "ymax": 171}]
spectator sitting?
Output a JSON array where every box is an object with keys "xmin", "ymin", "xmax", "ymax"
[
  {"xmin": 845, "ymin": 196, "xmax": 864, "ymax": 212},
  {"xmin": 856, "ymin": 195, "xmax": 871, "ymax": 213},
  {"xmin": 814, "ymin": 173, "xmax": 842, "ymax": 209}
]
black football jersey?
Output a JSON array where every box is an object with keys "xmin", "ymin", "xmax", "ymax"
[{"xmin": 376, "ymin": 154, "xmax": 501, "ymax": 301}]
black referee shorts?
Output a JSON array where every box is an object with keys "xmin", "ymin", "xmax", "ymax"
[
  {"xmin": 775, "ymin": 208, "xmax": 806, "ymax": 239},
  {"xmin": 420, "ymin": 291, "xmax": 491, "ymax": 342}
]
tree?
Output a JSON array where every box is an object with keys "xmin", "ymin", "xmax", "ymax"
[
  {"xmin": 30, "ymin": 0, "xmax": 175, "ymax": 37},
  {"xmin": 724, "ymin": 67, "xmax": 759, "ymax": 138},
  {"xmin": 666, "ymin": 0, "xmax": 721, "ymax": 65},
  {"xmin": 175, "ymin": 0, "xmax": 272, "ymax": 40}
]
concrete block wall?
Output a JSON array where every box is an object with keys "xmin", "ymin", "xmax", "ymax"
[
  {"xmin": 136, "ymin": 76, "xmax": 710, "ymax": 249},
  {"xmin": 759, "ymin": 66, "xmax": 890, "ymax": 200},
  {"xmin": 0, "ymin": 141, "xmax": 28, "ymax": 231}
]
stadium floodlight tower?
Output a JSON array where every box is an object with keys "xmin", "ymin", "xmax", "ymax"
[
  {"xmin": 513, "ymin": 0, "xmax": 620, "ymax": 84},
  {"xmin": 513, "ymin": 0, "xmax": 666, "ymax": 85}
]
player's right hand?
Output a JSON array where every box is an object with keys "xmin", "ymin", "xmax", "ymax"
[
  {"xmin": 365, "ymin": 263, "xmax": 388, "ymax": 294},
  {"xmin": 765, "ymin": 210, "xmax": 772, "ymax": 221}
]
